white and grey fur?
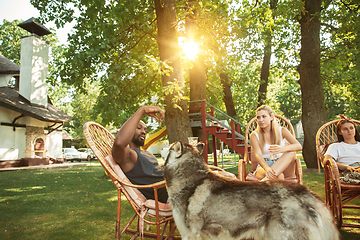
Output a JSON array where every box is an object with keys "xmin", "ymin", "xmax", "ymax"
[{"xmin": 164, "ymin": 141, "xmax": 340, "ymax": 240}]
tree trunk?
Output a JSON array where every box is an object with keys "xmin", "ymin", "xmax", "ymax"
[
  {"xmin": 297, "ymin": 0, "xmax": 327, "ymax": 168},
  {"xmin": 220, "ymin": 73, "xmax": 237, "ymax": 118},
  {"xmin": 257, "ymin": 44, "xmax": 271, "ymax": 107},
  {"xmin": 154, "ymin": 0, "xmax": 193, "ymax": 144},
  {"xmin": 257, "ymin": 0, "xmax": 277, "ymax": 107},
  {"xmin": 186, "ymin": 1, "xmax": 206, "ymax": 142},
  {"xmin": 189, "ymin": 55, "xmax": 206, "ymax": 142}
]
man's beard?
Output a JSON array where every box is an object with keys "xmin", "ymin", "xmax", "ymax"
[{"xmin": 132, "ymin": 136, "xmax": 145, "ymax": 147}]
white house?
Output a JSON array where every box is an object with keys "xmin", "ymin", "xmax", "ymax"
[{"xmin": 0, "ymin": 18, "xmax": 72, "ymax": 167}]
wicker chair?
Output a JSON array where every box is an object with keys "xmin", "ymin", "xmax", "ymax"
[
  {"xmin": 316, "ymin": 119, "xmax": 360, "ymax": 228},
  {"xmin": 83, "ymin": 122, "xmax": 180, "ymax": 240},
  {"xmin": 238, "ymin": 115, "xmax": 303, "ymax": 184}
]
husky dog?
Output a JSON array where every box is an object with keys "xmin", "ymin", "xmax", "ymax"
[{"xmin": 164, "ymin": 141, "xmax": 340, "ymax": 240}]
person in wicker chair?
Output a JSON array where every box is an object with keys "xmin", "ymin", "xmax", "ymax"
[
  {"xmin": 112, "ymin": 106, "xmax": 168, "ymax": 203},
  {"xmin": 251, "ymin": 105, "xmax": 302, "ymax": 181},
  {"xmin": 324, "ymin": 118, "xmax": 360, "ymax": 183}
]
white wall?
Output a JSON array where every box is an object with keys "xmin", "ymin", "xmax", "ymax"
[
  {"xmin": 0, "ymin": 126, "xmax": 26, "ymax": 160},
  {"xmin": 19, "ymin": 35, "xmax": 49, "ymax": 107},
  {"xmin": 46, "ymin": 130, "xmax": 63, "ymax": 159},
  {"xmin": 0, "ymin": 106, "xmax": 63, "ymax": 160},
  {"xmin": 0, "ymin": 107, "xmax": 27, "ymax": 160},
  {"xmin": 0, "ymin": 74, "xmax": 12, "ymax": 87},
  {"xmin": 0, "ymin": 105, "xmax": 47, "ymax": 128}
]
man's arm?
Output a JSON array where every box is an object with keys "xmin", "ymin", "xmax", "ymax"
[{"xmin": 112, "ymin": 106, "xmax": 164, "ymax": 171}]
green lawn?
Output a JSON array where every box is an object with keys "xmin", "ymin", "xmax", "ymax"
[{"xmin": 0, "ymin": 164, "xmax": 359, "ymax": 239}]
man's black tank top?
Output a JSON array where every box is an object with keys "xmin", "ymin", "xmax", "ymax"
[{"xmin": 124, "ymin": 149, "xmax": 168, "ymax": 202}]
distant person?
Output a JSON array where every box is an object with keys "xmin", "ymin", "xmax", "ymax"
[
  {"xmin": 250, "ymin": 105, "xmax": 302, "ymax": 181},
  {"xmin": 112, "ymin": 106, "xmax": 168, "ymax": 202},
  {"xmin": 324, "ymin": 118, "xmax": 360, "ymax": 182}
]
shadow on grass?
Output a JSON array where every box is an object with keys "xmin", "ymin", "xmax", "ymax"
[{"xmin": 340, "ymin": 228, "xmax": 360, "ymax": 240}]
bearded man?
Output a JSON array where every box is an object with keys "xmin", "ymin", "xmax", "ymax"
[{"xmin": 112, "ymin": 106, "xmax": 168, "ymax": 203}]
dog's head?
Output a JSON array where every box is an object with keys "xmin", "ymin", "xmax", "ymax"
[
  {"xmin": 163, "ymin": 141, "xmax": 206, "ymax": 184},
  {"xmin": 166, "ymin": 141, "xmax": 203, "ymax": 159}
]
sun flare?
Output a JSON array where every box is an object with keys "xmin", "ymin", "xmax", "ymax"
[{"xmin": 182, "ymin": 41, "xmax": 199, "ymax": 60}]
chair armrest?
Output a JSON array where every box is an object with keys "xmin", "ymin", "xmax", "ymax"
[
  {"xmin": 114, "ymin": 176, "xmax": 166, "ymax": 190},
  {"xmin": 208, "ymin": 165, "xmax": 225, "ymax": 172},
  {"xmin": 238, "ymin": 159, "xmax": 246, "ymax": 181},
  {"xmin": 323, "ymin": 157, "xmax": 341, "ymax": 179},
  {"xmin": 322, "ymin": 156, "xmax": 342, "ymax": 195}
]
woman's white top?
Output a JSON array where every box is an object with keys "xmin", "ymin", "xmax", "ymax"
[
  {"xmin": 254, "ymin": 127, "xmax": 285, "ymax": 159},
  {"xmin": 325, "ymin": 141, "xmax": 360, "ymax": 166}
]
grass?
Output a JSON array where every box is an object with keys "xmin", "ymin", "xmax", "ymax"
[
  {"xmin": 0, "ymin": 163, "xmax": 359, "ymax": 239},
  {"xmin": 0, "ymin": 166, "xmax": 118, "ymax": 239}
]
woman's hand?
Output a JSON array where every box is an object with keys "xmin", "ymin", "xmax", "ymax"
[
  {"xmin": 265, "ymin": 167, "xmax": 277, "ymax": 179},
  {"xmin": 268, "ymin": 145, "xmax": 283, "ymax": 155},
  {"xmin": 347, "ymin": 166, "xmax": 360, "ymax": 173}
]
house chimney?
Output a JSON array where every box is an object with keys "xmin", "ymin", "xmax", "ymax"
[{"xmin": 18, "ymin": 18, "xmax": 51, "ymax": 107}]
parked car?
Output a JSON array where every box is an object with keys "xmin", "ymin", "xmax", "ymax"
[
  {"xmin": 78, "ymin": 148, "xmax": 96, "ymax": 160},
  {"xmin": 62, "ymin": 148, "xmax": 82, "ymax": 162},
  {"xmin": 78, "ymin": 149, "xmax": 90, "ymax": 161}
]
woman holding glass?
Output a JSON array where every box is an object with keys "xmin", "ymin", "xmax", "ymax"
[{"xmin": 250, "ymin": 105, "xmax": 302, "ymax": 181}]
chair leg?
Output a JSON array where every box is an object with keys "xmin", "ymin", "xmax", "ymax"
[
  {"xmin": 328, "ymin": 172, "xmax": 343, "ymax": 228},
  {"xmin": 146, "ymin": 216, "xmax": 151, "ymax": 231},
  {"xmin": 160, "ymin": 220, "xmax": 169, "ymax": 239},
  {"xmin": 116, "ymin": 219, "xmax": 120, "ymax": 240},
  {"xmin": 334, "ymin": 190, "xmax": 343, "ymax": 228},
  {"xmin": 116, "ymin": 190, "xmax": 121, "ymax": 240},
  {"xmin": 130, "ymin": 232, "xmax": 140, "ymax": 240},
  {"xmin": 121, "ymin": 213, "xmax": 138, "ymax": 237},
  {"xmin": 165, "ymin": 220, "xmax": 176, "ymax": 240}
]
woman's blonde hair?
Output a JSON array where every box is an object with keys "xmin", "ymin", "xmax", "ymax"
[{"xmin": 255, "ymin": 105, "xmax": 281, "ymax": 150}]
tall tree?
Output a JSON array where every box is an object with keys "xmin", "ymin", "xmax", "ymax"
[
  {"xmin": 257, "ymin": 0, "xmax": 278, "ymax": 107},
  {"xmin": 321, "ymin": 0, "xmax": 360, "ymax": 120},
  {"xmin": 0, "ymin": 20, "xmax": 26, "ymax": 65},
  {"xmin": 230, "ymin": 0, "xmax": 301, "ymax": 122},
  {"xmin": 297, "ymin": 0, "xmax": 327, "ymax": 168},
  {"xmin": 199, "ymin": 1, "xmax": 240, "ymax": 118},
  {"xmin": 220, "ymin": 73, "xmax": 237, "ymax": 118},
  {"xmin": 32, "ymin": 0, "xmax": 192, "ymax": 142},
  {"xmin": 186, "ymin": 1, "xmax": 206, "ymax": 107},
  {"xmin": 154, "ymin": 0, "xmax": 193, "ymax": 143},
  {"xmin": 185, "ymin": 0, "xmax": 207, "ymax": 141}
]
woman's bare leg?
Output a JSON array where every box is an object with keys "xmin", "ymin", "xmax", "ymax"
[
  {"xmin": 282, "ymin": 160, "xmax": 296, "ymax": 178},
  {"xmin": 271, "ymin": 152, "xmax": 296, "ymax": 178},
  {"xmin": 255, "ymin": 152, "xmax": 296, "ymax": 179}
]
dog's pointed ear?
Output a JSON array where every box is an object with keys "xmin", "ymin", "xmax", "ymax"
[
  {"xmin": 196, "ymin": 142, "xmax": 204, "ymax": 155},
  {"xmin": 174, "ymin": 141, "xmax": 183, "ymax": 158}
]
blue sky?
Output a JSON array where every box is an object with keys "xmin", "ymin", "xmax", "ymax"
[{"xmin": 0, "ymin": 0, "xmax": 71, "ymax": 44}]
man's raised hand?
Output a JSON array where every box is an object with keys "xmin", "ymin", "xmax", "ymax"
[{"xmin": 143, "ymin": 106, "xmax": 165, "ymax": 125}]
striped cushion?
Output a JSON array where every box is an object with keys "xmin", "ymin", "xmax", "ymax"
[{"xmin": 106, "ymin": 155, "xmax": 146, "ymax": 207}]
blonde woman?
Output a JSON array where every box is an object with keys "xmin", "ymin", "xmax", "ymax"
[{"xmin": 250, "ymin": 105, "xmax": 302, "ymax": 181}]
